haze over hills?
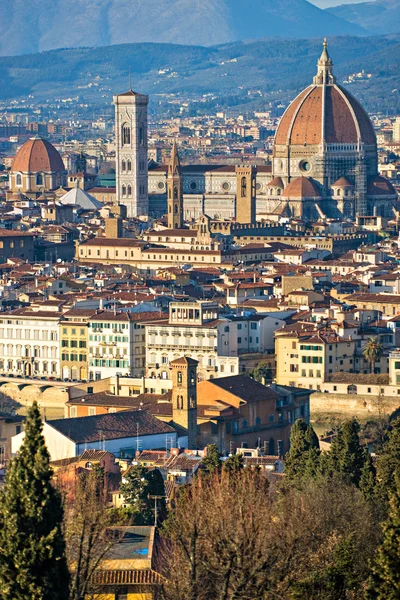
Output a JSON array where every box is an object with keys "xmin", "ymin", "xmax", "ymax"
[
  {"xmin": 328, "ymin": 0, "xmax": 400, "ymax": 35},
  {"xmin": 0, "ymin": 0, "xmax": 369, "ymax": 57},
  {"xmin": 0, "ymin": 35, "xmax": 398, "ymax": 114}
]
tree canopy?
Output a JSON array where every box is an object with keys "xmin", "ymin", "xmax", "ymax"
[{"xmin": 0, "ymin": 401, "xmax": 69, "ymax": 600}]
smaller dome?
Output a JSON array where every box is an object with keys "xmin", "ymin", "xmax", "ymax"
[
  {"xmin": 367, "ymin": 175, "xmax": 397, "ymax": 197},
  {"xmin": 282, "ymin": 177, "xmax": 321, "ymax": 199},
  {"xmin": 267, "ymin": 176, "xmax": 284, "ymax": 188},
  {"xmin": 332, "ymin": 177, "xmax": 353, "ymax": 188},
  {"xmin": 12, "ymin": 136, "xmax": 65, "ymax": 173}
]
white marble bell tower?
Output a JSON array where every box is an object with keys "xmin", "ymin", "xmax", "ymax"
[{"xmin": 113, "ymin": 88, "xmax": 149, "ymax": 217}]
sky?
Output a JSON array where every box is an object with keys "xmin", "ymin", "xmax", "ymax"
[{"xmin": 310, "ymin": 0, "xmax": 367, "ymax": 7}]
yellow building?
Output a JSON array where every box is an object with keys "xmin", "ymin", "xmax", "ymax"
[
  {"xmin": 87, "ymin": 526, "xmax": 163, "ymax": 599},
  {"xmin": 60, "ymin": 309, "xmax": 96, "ymax": 381},
  {"xmin": 275, "ymin": 328, "xmax": 356, "ymax": 390}
]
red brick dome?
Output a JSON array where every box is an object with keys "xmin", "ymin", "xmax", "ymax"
[
  {"xmin": 12, "ymin": 136, "xmax": 65, "ymax": 173},
  {"xmin": 275, "ymin": 84, "xmax": 376, "ymax": 147},
  {"xmin": 282, "ymin": 177, "xmax": 321, "ymax": 199},
  {"xmin": 275, "ymin": 42, "xmax": 376, "ymax": 148}
]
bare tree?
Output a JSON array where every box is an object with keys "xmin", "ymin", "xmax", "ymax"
[
  {"xmin": 160, "ymin": 471, "xmax": 379, "ymax": 600},
  {"xmin": 160, "ymin": 469, "xmax": 279, "ymax": 600},
  {"xmin": 63, "ymin": 466, "xmax": 125, "ymax": 600}
]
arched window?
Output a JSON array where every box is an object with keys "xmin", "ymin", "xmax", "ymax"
[
  {"xmin": 174, "ymin": 203, "xmax": 178, "ymax": 214},
  {"xmin": 174, "ymin": 186, "xmax": 178, "ymax": 200},
  {"xmin": 337, "ymin": 189, "xmax": 341, "ymax": 196},
  {"xmin": 121, "ymin": 160, "xmax": 126, "ymax": 172},
  {"xmin": 139, "ymin": 126, "xmax": 144, "ymax": 145},
  {"xmin": 177, "ymin": 371, "xmax": 182, "ymax": 385},
  {"xmin": 127, "ymin": 184, "xmax": 132, "ymax": 197},
  {"xmin": 36, "ymin": 173, "xmax": 43, "ymax": 185},
  {"xmin": 241, "ymin": 177, "xmax": 247, "ymax": 198},
  {"xmin": 122, "ymin": 123, "xmax": 131, "ymax": 146},
  {"xmin": 16, "ymin": 174, "xmax": 22, "ymax": 186},
  {"xmin": 85, "ymin": 462, "xmax": 93, "ymax": 469},
  {"xmin": 127, "ymin": 160, "xmax": 132, "ymax": 171},
  {"xmin": 122, "ymin": 185, "xmax": 127, "ymax": 197}
]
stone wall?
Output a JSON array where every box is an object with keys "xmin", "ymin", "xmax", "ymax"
[{"xmin": 311, "ymin": 391, "xmax": 400, "ymax": 418}]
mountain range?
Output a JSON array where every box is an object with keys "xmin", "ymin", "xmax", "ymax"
[
  {"xmin": 328, "ymin": 0, "xmax": 400, "ymax": 35},
  {"xmin": 0, "ymin": 35, "xmax": 398, "ymax": 114},
  {"xmin": 0, "ymin": 0, "xmax": 370, "ymax": 57}
]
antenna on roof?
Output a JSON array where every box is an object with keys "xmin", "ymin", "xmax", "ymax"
[{"xmin": 129, "ymin": 68, "xmax": 133, "ymax": 92}]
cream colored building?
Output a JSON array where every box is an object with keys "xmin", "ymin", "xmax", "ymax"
[
  {"xmin": 0, "ymin": 307, "xmax": 62, "ymax": 378},
  {"xmin": 275, "ymin": 329, "xmax": 356, "ymax": 391}
]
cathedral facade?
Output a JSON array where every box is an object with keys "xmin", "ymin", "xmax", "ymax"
[{"xmin": 148, "ymin": 41, "xmax": 397, "ymax": 222}]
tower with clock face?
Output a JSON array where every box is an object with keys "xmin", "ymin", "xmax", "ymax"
[{"xmin": 113, "ymin": 89, "xmax": 149, "ymax": 218}]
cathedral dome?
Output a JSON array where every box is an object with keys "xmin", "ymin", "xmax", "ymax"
[
  {"xmin": 12, "ymin": 136, "xmax": 65, "ymax": 173},
  {"xmin": 267, "ymin": 176, "xmax": 284, "ymax": 188},
  {"xmin": 275, "ymin": 42, "xmax": 376, "ymax": 147},
  {"xmin": 332, "ymin": 177, "xmax": 353, "ymax": 187},
  {"xmin": 282, "ymin": 177, "xmax": 321, "ymax": 199}
]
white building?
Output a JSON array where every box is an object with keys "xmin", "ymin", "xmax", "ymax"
[
  {"xmin": 113, "ymin": 89, "xmax": 149, "ymax": 217},
  {"xmin": 144, "ymin": 301, "xmax": 263, "ymax": 381},
  {"xmin": 0, "ymin": 307, "xmax": 61, "ymax": 378},
  {"xmin": 11, "ymin": 410, "xmax": 177, "ymax": 461}
]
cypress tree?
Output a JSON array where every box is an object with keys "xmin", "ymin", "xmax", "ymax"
[
  {"xmin": 0, "ymin": 401, "xmax": 69, "ymax": 600},
  {"xmin": 201, "ymin": 444, "xmax": 222, "ymax": 474},
  {"xmin": 366, "ymin": 475, "xmax": 400, "ymax": 599},
  {"xmin": 223, "ymin": 452, "xmax": 244, "ymax": 473},
  {"xmin": 284, "ymin": 419, "xmax": 320, "ymax": 483},
  {"xmin": 322, "ymin": 418, "xmax": 369, "ymax": 488},
  {"xmin": 375, "ymin": 418, "xmax": 400, "ymax": 506}
]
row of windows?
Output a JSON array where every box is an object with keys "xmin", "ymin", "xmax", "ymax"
[
  {"xmin": 62, "ymin": 328, "xmax": 85, "ymax": 336},
  {"xmin": 0, "ymin": 345, "xmax": 57, "ymax": 358},
  {"xmin": 90, "ymin": 323, "xmax": 129, "ymax": 330},
  {"xmin": 0, "ymin": 329, "xmax": 57, "ymax": 340},
  {"xmin": 61, "ymin": 340, "xmax": 86, "ymax": 348},
  {"xmin": 15, "ymin": 173, "xmax": 45, "ymax": 186},
  {"xmin": 121, "ymin": 160, "xmax": 132, "ymax": 172},
  {"xmin": 0, "ymin": 359, "xmax": 57, "ymax": 373},
  {"xmin": 300, "ymin": 345, "xmax": 322, "ymax": 351},
  {"xmin": 81, "ymin": 248, "xmax": 220, "ymax": 264},
  {"xmin": 301, "ymin": 370, "xmax": 322, "ymax": 378},
  {"xmin": 301, "ymin": 356, "xmax": 323, "ymax": 364},
  {"xmin": 89, "ymin": 335, "xmax": 129, "ymax": 343},
  {"xmin": 61, "ymin": 354, "xmax": 87, "ymax": 362},
  {"xmin": 89, "ymin": 359, "xmax": 130, "ymax": 368}
]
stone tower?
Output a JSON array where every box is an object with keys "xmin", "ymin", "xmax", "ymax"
[
  {"xmin": 113, "ymin": 89, "xmax": 149, "ymax": 218},
  {"xmin": 167, "ymin": 140, "xmax": 183, "ymax": 229},
  {"xmin": 235, "ymin": 166, "xmax": 256, "ymax": 224},
  {"xmin": 171, "ymin": 357, "xmax": 198, "ymax": 450}
]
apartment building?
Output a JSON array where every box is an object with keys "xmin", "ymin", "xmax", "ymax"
[
  {"xmin": 145, "ymin": 301, "xmax": 240, "ymax": 380},
  {"xmin": 0, "ymin": 307, "xmax": 61, "ymax": 378},
  {"xmin": 60, "ymin": 309, "xmax": 97, "ymax": 381},
  {"xmin": 88, "ymin": 310, "xmax": 166, "ymax": 381},
  {"xmin": 275, "ymin": 328, "xmax": 356, "ymax": 390}
]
